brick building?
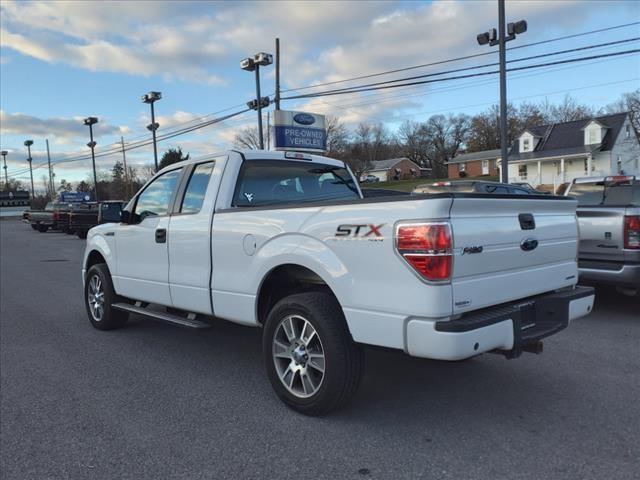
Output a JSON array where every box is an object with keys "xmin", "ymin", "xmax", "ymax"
[
  {"xmin": 447, "ymin": 149, "xmax": 501, "ymax": 179},
  {"xmin": 363, "ymin": 158, "xmax": 422, "ymax": 182}
]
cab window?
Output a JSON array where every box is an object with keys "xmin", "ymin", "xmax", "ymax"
[
  {"xmin": 233, "ymin": 160, "xmax": 359, "ymax": 207},
  {"xmin": 134, "ymin": 168, "xmax": 182, "ymax": 221},
  {"xmin": 180, "ymin": 161, "xmax": 215, "ymax": 213}
]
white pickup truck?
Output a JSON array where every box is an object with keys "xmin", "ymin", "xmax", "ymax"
[{"xmin": 82, "ymin": 150, "xmax": 594, "ymax": 415}]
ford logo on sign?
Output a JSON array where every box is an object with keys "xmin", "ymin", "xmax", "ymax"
[{"xmin": 293, "ymin": 113, "xmax": 315, "ymax": 126}]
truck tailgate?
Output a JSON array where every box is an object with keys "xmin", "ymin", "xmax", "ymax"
[
  {"xmin": 575, "ymin": 207, "xmax": 627, "ymax": 262},
  {"xmin": 449, "ymin": 196, "xmax": 579, "ymax": 313}
]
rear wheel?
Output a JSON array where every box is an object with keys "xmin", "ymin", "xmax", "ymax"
[
  {"xmin": 263, "ymin": 291, "xmax": 364, "ymax": 416},
  {"xmin": 38, "ymin": 225, "xmax": 48, "ymax": 232},
  {"xmin": 84, "ymin": 263, "xmax": 128, "ymax": 330}
]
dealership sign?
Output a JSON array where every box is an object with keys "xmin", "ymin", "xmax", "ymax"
[
  {"xmin": 60, "ymin": 191, "xmax": 92, "ymax": 203},
  {"xmin": 274, "ymin": 110, "xmax": 326, "ymax": 152}
]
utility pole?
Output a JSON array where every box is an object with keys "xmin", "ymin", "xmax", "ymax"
[
  {"xmin": 266, "ymin": 111, "xmax": 270, "ymax": 150},
  {"xmin": 45, "ymin": 139, "xmax": 54, "ymax": 200},
  {"xmin": 275, "ymin": 38, "xmax": 281, "ymax": 111},
  {"xmin": 120, "ymin": 136, "xmax": 130, "ymax": 199},
  {"xmin": 477, "ymin": 0, "xmax": 527, "ymax": 184},
  {"xmin": 24, "ymin": 140, "xmax": 35, "ymax": 198},
  {"xmin": 255, "ymin": 65, "xmax": 264, "ymax": 149}
]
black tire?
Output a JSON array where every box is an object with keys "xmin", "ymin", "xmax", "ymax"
[
  {"xmin": 30, "ymin": 224, "xmax": 38, "ymax": 230},
  {"xmin": 65, "ymin": 228, "xmax": 75, "ymax": 235},
  {"xmin": 77, "ymin": 230, "xmax": 88, "ymax": 239},
  {"xmin": 38, "ymin": 225, "xmax": 48, "ymax": 232},
  {"xmin": 263, "ymin": 291, "xmax": 364, "ymax": 416},
  {"xmin": 84, "ymin": 263, "xmax": 128, "ymax": 330}
]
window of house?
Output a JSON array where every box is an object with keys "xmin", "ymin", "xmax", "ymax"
[
  {"xmin": 134, "ymin": 168, "xmax": 182, "ymax": 220},
  {"xmin": 627, "ymin": 124, "xmax": 631, "ymax": 139},
  {"xmin": 482, "ymin": 160, "xmax": 489, "ymax": 175},
  {"xmin": 180, "ymin": 161, "xmax": 215, "ymax": 213},
  {"xmin": 518, "ymin": 164, "xmax": 528, "ymax": 179},
  {"xmin": 523, "ymin": 138, "xmax": 530, "ymax": 151},
  {"xmin": 458, "ymin": 163, "xmax": 466, "ymax": 172},
  {"xmin": 587, "ymin": 128, "xmax": 598, "ymax": 144}
]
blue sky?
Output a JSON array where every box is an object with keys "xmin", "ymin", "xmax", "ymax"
[{"xmin": 1, "ymin": 0, "xmax": 638, "ymax": 188}]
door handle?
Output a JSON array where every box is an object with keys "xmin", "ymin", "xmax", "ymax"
[{"xmin": 155, "ymin": 228, "xmax": 167, "ymax": 243}]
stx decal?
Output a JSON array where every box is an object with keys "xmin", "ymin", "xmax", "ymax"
[{"xmin": 335, "ymin": 224, "xmax": 385, "ymax": 238}]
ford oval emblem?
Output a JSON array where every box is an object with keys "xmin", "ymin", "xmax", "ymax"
[
  {"xmin": 293, "ymin": 113, "xmax": 315, "ymax": 125},
  {"xmin": 520, "ymin": 237, "xmax": 539, "ymax": 252}
]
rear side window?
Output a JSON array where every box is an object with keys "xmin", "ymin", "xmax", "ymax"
[
  {"xmin": 568, "ymin": 182, "xmax": 639, "ymax": 206},
  {"xmin": 233, "ymin": 160, "xmax": 359, "ymax": 207},
  {"xmin": 180, "ymin": 161, "xmax": 215, "ymax": 213},
  {"xmin": 483, "ymin": 185, "xmax": 509, "ymax": 194}
]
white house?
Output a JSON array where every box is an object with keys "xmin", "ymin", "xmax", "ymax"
[{"xmin": 499, "ymin": 112, "xmax": 640, "ymax": 190}]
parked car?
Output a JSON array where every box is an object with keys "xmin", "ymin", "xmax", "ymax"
[
  {"xmin": 82, "ymin": 150, "xmax": 594, "ymax": 415},
  {"xmin": 360, "ymin": 174, "xmax": 380, "ymax": 183},
  {"xmin": 412, "ymin": 180, "xmax": 535, "ymax": 195},
  {"xmin": 70, "ymin": 201, "xmax": 124, "ymax": 239},
  {"xmin": 565, "ymin": 175, "xmax": 640, "ymax": 296}
]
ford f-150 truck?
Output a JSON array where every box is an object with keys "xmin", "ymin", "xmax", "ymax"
[
  {"xmin": 565, "ymin": 175, "xmax": 640, "ymax": 296},
  {"xmin": 82, "ymin": 150, "xmax": 594, "ymax": 415}
]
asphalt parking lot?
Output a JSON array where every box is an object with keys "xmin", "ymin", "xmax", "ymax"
[{"xmin": 1, "ymin": 219, "xmax": 638, "ymax": 480}]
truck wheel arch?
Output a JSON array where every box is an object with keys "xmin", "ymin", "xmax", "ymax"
[
  {"xmin": 86, "ymin": 250, "xmax": 107, "ymax": 272},
  {"xmin": 256, "ymin": 264, "xmax": 342, "ymax": 325}
]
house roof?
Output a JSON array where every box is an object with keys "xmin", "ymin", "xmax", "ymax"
[
  {"xmin": 508, "ymin": 112, "xmax": 629, "ymax": 162},
  {"xmin": 447, "ymin": 149, "xmax": 502, "ymax": 165},
  {"xmin": 369, "ymin": 158, "xmax": 417, "ymax": 170}
]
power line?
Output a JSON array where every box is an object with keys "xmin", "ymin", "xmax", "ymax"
[
  {"xmin": 290, "ymin": 37, "xmax": 639, "ymax": 98},
  {"xmin": 281, "ymin": 21, "xmax": 640, "ymax": 93},
  {"xmin": 283, "ymin": 49, "xmax": 640, "ymax": 100},
  {"xmin": 8, "ymin": 109, "xmax": 252, "ymax": 178}
]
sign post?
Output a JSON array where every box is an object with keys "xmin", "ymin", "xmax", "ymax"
[{"xmin": 274, "ymin": 111, "xmax": 326, "ymax": 153}]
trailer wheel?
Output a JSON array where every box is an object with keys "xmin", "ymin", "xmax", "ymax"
[{"xmin": 263, "ymin": 291, "xmax": 364, "ymax": 416}]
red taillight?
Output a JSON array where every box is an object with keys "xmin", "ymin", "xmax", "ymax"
[
  {"xmin": 624, "ymin": 215, "xmax": 640, "ymax": 249},
  {"xmin": 396, "ymin": 223, "xmax": 452, "ymax": 281},
  {"xmin": 52, "ymin": 212, "xmax": 59, "ymax": 220}
]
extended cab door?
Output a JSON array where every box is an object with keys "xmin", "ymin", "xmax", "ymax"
[
  {"xmin": 114, "ymin": 167, "xmax": 183, "ymax": 304},
  {"xmin": 168, "ymin": 158, "xmax": 222, "ymax": 314}
]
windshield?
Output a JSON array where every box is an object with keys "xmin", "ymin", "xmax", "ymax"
[{"xmin": 567, "ymin": 181, "xmax": 640, "ymax": 206}]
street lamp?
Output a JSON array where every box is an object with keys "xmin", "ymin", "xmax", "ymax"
[
  {"xmin": 142, "ymin": 91, "xmax": 162, "ymax": 171},
  {"xmin": 83, "ymin": 116, "xmax": 99, "ymax": 202},
  {"xmin": 477, "ymin": 0, "xmax": 527, "ymax": 184},
  {"xmin": 1, "ymin": 150, "xmax": 8, "ymax": 188},
  {"xmin": 240, "ymin": 52, "xmax": 273, "ymax": 149},
  {"xmin": 24, "ymin": 140, "xmax": 35, "ymax": 198}
]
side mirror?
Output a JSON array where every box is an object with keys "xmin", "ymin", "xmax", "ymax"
[{"xmin": 120, "ymin": 209, "xmax": 131, "ymax": 224}]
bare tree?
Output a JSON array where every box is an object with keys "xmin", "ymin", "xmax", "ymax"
[
  {"xmin": 234, "ymin": 126, "xmax": 262, "ymax": 150},
  {"xmin": 603, "ymin": 89, "xmax": 640, "ymax": 132},
  {"xmin": 325, "ymin": 116, "xmax": 350, "ymax": 158},
  {"xmin": 397, "ymin": 120, "xmax": 431, "ymax": 168},
  {"xmin": 540, "ymin": 95, "xmax": 593, "ymax": 123},
  {"xmin": 423, "ymin": 114, "xmax": 470, "ymax": 177}
]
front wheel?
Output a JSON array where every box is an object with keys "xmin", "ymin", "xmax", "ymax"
[
  {"xmin": 84, "ymin": 263, "xmax": 128, "ymax": 330},
  {"xmin": 263, "ymin": 291, "xmax": 364, "ymax": 416}
]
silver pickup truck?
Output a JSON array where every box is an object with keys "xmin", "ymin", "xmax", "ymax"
[{"xmin": 565, "ymin": 176, "xmax": 640, "ymax": 296}]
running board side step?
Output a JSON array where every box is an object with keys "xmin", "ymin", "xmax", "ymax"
[{"xmin": 112, "ymin": 303, "xmax": 212, "ymax": 329}]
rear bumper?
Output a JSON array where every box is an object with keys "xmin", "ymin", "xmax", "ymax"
[
  {"xmin": 405, "ymin": 286, "xmax": 594, "ymax": 361},
  {"xmin": 579, "ymin": 262, "xmax": 640, "ymax": 287}
]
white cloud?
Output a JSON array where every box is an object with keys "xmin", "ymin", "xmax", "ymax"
[{"xmin": 0, "ymin": 110, "xmax": 126, "ymax": 141}]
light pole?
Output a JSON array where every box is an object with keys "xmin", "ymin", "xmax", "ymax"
[
  {"xmin": 240, "ymin": 52, "xmax": 273, "ymax": 149},
  {"xmin": 83, "ymin": 116, "xmax": 99, "ymax": 202},
  {"xmin": 477, "ymin": 0, "xmax": 527, "ymax": 184},
  {"xmin": 24, "ymin": 140, "xmax": 35, "ymax": 198},
  {"xmin": 142, "ymin": 91, "xmax": 162, "ymax": 171},
  {"xmin": 1, "ymin": 150, "xmax": 8, "ymax": 188}
]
